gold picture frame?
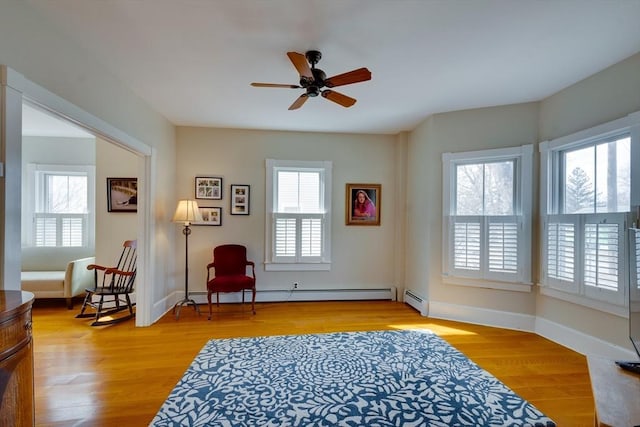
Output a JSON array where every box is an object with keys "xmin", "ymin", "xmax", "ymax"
[{"xmin": 346, "ymin": 183, "xmax": 381, "ymax": 226}]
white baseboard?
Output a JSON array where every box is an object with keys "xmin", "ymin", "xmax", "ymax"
[
  {"xmin": 158, "ymin": 287, "xmax": 396, "ymax": 312},
  {"xmin": 425, "ymin": 299, "xmax": 636, "ymax": 359},
  {"xmin": 535, "ymin": 317, "xmax": 635, "ymax": 360},
  {"xmin": 428, "ymin": 300, "xmax": 536, "ymax": 332}
]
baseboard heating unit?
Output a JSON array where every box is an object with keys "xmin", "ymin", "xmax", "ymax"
[
  {"xmin": 186, "ymin": 287, "xmax": 397, "ymax": 304},
  {"xmin": 404, "ymin": 289, "xmax": 428, "ymax": 316}
]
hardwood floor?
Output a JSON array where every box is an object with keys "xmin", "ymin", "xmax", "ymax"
[{"xmin": 31, "ymin": 299, "xmax": 594, "ymax": 426}]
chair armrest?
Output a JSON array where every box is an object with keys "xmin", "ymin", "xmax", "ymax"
[
  {"xmin": 65, "ymin": 257, "xmax": 96, "ymax": 298},
  {"xmin": 104, "ymin": 268, "xmax": 135, "ymax": 276},
  {"xmin": 87, "ymin": 264, "xmax": 114, "ymax": 271},
  {"xmin": 206, "ymin": 262, "xmax": 215, "ymax": 282},
  {"xmin": 247, "ymin": 260, "xmax": 255, "ymax": 278}
]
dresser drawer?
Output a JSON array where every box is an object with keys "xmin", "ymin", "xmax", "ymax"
[{"xmin": 0, "ymin": 309, "xmax": 32, "ymax": 361}]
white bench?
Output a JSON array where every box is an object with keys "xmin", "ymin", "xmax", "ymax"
[{"xmin": 21, "ymin": 257, "xmax": 95, "ymax": 309}]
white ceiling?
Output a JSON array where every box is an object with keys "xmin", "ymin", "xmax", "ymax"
[
  {"xmin": 24, "ymin": 0, "xmax": 640, "ymax": 135},
  {"xmin": 22, "ymin": 104, "xmax": 94, "ymax": 138}
]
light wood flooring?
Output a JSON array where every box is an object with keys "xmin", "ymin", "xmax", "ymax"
[{"xmin": 31, "ymin": 299, "xmax": 595, "ymax": 426}]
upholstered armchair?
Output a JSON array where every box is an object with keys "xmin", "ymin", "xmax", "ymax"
[{"xmin": 206, "ymin": 244, "xmax": 256, "ymax": 320}]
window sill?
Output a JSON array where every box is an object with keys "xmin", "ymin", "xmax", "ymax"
[
  {"xmin": 538, "ymin": 285, "xmax": 627, "ymax": 317},
  {"xmin": 265, "ymin": 262, "xmax": 331, "ymax": 272},
  {"xmin": 442, "ymin": 275, "xmax": 533, "ymax": 293}
]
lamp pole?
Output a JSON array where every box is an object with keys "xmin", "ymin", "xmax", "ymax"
[{"xmin": 173, "ymin": 221, "xmax": 201, "ymax": 319}]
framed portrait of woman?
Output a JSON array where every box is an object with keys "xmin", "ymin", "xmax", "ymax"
[{"xmin": 346, "ymin": 183, "xmax": 381, "ymax": 226}]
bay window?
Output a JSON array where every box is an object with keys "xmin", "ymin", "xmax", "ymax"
[{"xmin": 540, "ymin": 111, "xmax": 640, "ymax": 309}]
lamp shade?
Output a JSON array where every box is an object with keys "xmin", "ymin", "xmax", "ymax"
[{"xmin": 172, "ymin": 199, "xmax": 203, "ymax": 225}]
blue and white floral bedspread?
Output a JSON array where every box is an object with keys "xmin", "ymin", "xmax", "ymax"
[{"xmin": 151, "ymin": 330, "xmax": 555, "ymax": 426}]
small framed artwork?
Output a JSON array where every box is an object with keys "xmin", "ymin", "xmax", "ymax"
[
  {"xmin": 107, "ymin": 178, "xmax": 138, "ymax": 212},
  {"xmin": 195, "ymin": 207, "xmax": 222, "ymax": 226},
  {"xmin": 230, "ymin": 184, "xmax": 250, "ymax": 215},
  {"xmin": 346, "ymin": 183, "xmax": 381, "ymax": 226},
  {"xmin": 195, "ymin": 176, "xmax": 223, "ymax": 200}
]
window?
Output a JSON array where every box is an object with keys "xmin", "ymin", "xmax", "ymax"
[
  {"xmin": 540, "ymin": 111, "xmax": 640, "ymax": 309},
  {"xmin": 265, "ymin": 159, "xmax": 332, "ymax": 271},
  {"xmin": 442, "ymin": 145, "xmax": 533, "ymax": 289},
  {"xmin": 23, "ymin": 164, "xmax": 95, "ymax": 248}
]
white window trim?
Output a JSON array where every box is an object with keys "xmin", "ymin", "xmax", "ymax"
[
  {"xmin": 442, "ymin": 144, "xmax": 533, "ymax": 291},
  {"xmin": 22, "ymin": 163, "xmax": 96, "ymax": 248},
  {"xmin": 265, "ymin": 159, "xmax": 332, "ymax": 271},
  {"xmin": 539, "ymin": 110, "xmax": 640, "ymax": 311}
]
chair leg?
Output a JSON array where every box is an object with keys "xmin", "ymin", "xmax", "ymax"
[
  {"xmin": 251, "ymin": 287, "xmax": 256, "ymax": 315},
  {"xmin": 125, "ymin": 294, "xmax": 134, "ymax": 316},
  {"xmin": 94, "ymin": 295, "xmax": 105, "ymax": 325},
  {"xmin": 207, "ymin": 291, "xmax": 213, "ymax": 320},
  {"xmin": 76, "ymin": 291, "xmax": 94, "ymax": 318}
]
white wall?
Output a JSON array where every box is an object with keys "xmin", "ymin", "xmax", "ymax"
[
  {"xmin": 406, "ymin": 103, "xmax": 540, "ymax": 316},
  {"xmin": 175, "ymin": 127, "xmax": 400, "ymax": 296},
  {"xmin": 95, "ymin": 137, "xmax": 138, "ymax": 267},
  {"xmin": 0, "ymin": 1, "xmax": 177, "ymax": 325},
  {"xmin": 21, "ymin": 136, "xmax": 96, "ymax": 270}
]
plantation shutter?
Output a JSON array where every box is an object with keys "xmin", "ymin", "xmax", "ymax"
[
  {"xmin": 453, "ymin": 217, "xmax": 481, "ymax": 272},
  {"xmin": 274, "ymin": 217, "xmax": 296, "ymax": 257},
  {"xmin": 273, "ymin": 214, "xmax": 324, "ymax": 262},
  {"xmin": 486, "ymin": 216, "xmax": 519, "ymax": 279},
  {"xmin": 451, "ymin": 215, "xmax": 523, "ymax": 281},
  {"xmin": 34, "ymin": 213, "xmax": 87, "ymax": 247},
  {"xmin": 61, "ymin": 216, "xmax": 85, "ymax": 247},
  {"xmin": 630, "ymin": 228, "xmax": 640, "ymax": 302},
  {"xmin": 300, "ymin": 217, "xmax": 323, "ymax": 257},
  {"xmin": 35, "ymin": 216, "xmax": 57, "ymax": 247},
  {"xmin": 584, "ymin": 220, "xmax": 620, "ymax": 292},
  {"xmin": 544, "ymin": 216, "xmax": 577, "ymax": 290}
]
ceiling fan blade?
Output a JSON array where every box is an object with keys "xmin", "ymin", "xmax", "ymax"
[
  {"xmin": 324, "ymin": 67, "xmax": 372, "ymax": 88},
  {"xmin": 251, "ymin": 82, "xmax": 301, "ymax": 88},
  {"xmin": 287, "ymin": 52, "xmax": 313, "ymax": 79},
  {"xmin": 288, "ymin": 94, "xmax": 309, "ymax": 110},
  {"xmin": 321, "ymin": 90, "xmax": 357, "ymax": 108}
]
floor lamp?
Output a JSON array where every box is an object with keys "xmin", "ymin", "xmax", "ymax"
[{"xmin": 172, "ymin": 199, "xmax": 203, "ymax": 319}]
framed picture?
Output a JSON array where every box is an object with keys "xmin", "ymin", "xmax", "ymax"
[
  {"xmin": 230, "ymin": 184, "xmax": 250, "ymax": 215},
  {"xmin": 194, "ymin": 207, "xmax": 222, "ymax": 226},
  {"xmin": 107, "ymin": 178, "xmax": 138, "ymax": 212},
  {"xmin": 195, "ymin": 176, "xmax": 223, "ymax": 200},
  {"xmin": 346, "ymin": 183, "xmax": 381, "ymax": 226}
]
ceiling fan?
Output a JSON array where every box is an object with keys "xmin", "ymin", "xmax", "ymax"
[{"xmin": 251, "ymin": 50, "xmax": 372, "ymax": 110}]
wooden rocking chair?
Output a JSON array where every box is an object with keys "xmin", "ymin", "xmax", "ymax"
[{"xmin": 76, "ymin": 240, "xmax": 137, "ymax": 326}]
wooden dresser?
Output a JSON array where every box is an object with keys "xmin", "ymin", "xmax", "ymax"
[
  {"xmin": 587, "ymin": 355, "xmax": 640, "ymax": 427},
  {"xmin": 0, "ymin": 290, "xmax": 35, "ymax": 427}
]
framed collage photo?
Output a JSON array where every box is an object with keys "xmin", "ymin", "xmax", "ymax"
[
  {"xmin": 195, "ymin": 176, "xmax": 223, "ymax": 200},
  {"xmin": 107, "ymin": 177, "xmax": 138, "ymax": 212},
  {"xmin": 230, "ymin": 184, "xmax": 250, "ymax": 215},
  {"xmin": 194, "ymin": 207, "xmax": 222, "ymax": 226},
  {"xmin": 346, "ymin": 183, "xmax": 381, "ymax": 226}
]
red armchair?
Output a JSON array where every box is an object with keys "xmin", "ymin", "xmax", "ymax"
[{"xmin": 206, "ymin": 244, "xmax": 256, "ymax": 320}]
